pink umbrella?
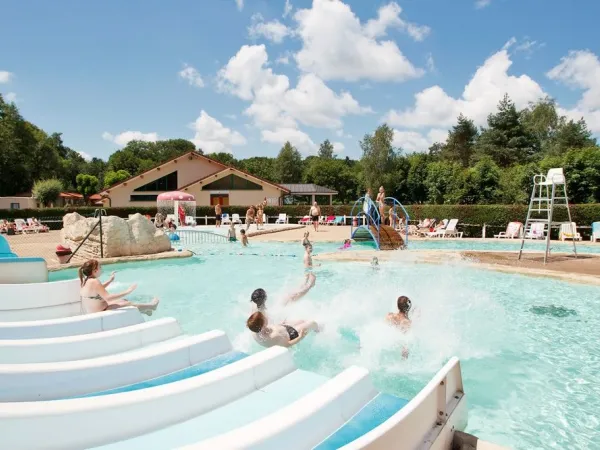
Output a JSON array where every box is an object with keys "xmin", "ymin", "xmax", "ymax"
[{"xmin": 157, "ymin": 191, "xmax": 195, "ymax": 201}]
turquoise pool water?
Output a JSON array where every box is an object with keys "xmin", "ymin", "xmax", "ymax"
[{"xmin": 51, "ymin": 241, "xmax": 600, "ymax": 449}]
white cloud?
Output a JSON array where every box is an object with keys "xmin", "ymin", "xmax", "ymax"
[
  {"xmin": 276, "ymin": 51, "xmax": 292, "ymax": 65},
  {"xmin": 235, "ymin": 0, "xmax": 243, "ymax": 11},
  {"xmin": 283, "ymin": 0, "xmax": 293, "ymax": 18},
  {"xmin": 383, "ymin": 46, "xmax": 546, "ymax": 129},
  {"xmin": 0, "ymin": 71, "xmax": 13, "ymax": 83},
  {"xmin": 78, "ymin": 151, "xmax": 92, "ymax": 161},
  {"xmin": 102, "ymin": 131, "xmax": 160, "ymax": 146},
  {"xmin": 5, "ymin": 92, "xmax": 17, "ymax": 103},
  {"xmin": 332, "ymin": 141, "xmax": 345, "ymax": 153},
  {"xmin": 364, "ymin": 2, "xmax": 430, "ymax": 42},
  {"xmin": 426, "ymin": 53, "xmax": 435, "ymax": 72},
  {"xmin": 225, "ymin": 113, "xmax": 237, "ymax": 120},
  {"xmin": 178, "ymin": 64, "xmax": 204, "ymax": 88},
  {"xmin": 475, "ymin": 0, "xmax": 491, "ymax": 9},
  {"xmin": 392, "ymin": 128, "xmax": 447, "ymax": 153},
  {"xmin": 261, "ymin": 127, "xmax": 317, "ymax": 154},
  {"xmin": 218, "ymin": 44, "xmax": 370, "ymax": 153},
  {"xmin": 190, "ymin": 110, "xmax": 246, "ymax": 153},
  {"xmin": 248, "ymin": 14, "xmax": 292, "ymax": 44},
  {"xmin": 293, "ymin": 0, "xmax": 424, "ymax": 82},
  {"xmin": 547, "ymin": 50, "xmax": 600, "ymax": 132}
]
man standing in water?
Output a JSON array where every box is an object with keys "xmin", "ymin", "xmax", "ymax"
[{"xmin": 247, "ymin": 311, "xmax": 319, "ymax": 348}]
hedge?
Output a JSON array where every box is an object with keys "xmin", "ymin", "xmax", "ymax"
[{"xmin": 2, "ymin": 204, "xmax": 599, "ymax": 237}]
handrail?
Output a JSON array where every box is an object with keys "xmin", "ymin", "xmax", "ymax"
[
  {"xmin": 384, "ymin": 197, "xmax": 410, "ymax": 247},
  {"xmin": 66, "ymin": 209, "xmax": 107, "ymax": 263},
  {"xmin": 350, "ymin": 196, "xmax": 381, "ymax": 249}
]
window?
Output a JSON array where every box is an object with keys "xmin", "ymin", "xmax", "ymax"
[
  {"xmin": 10, "ymin": 203, "xmax": 20, "ymax": 210},
  {"xmin": 130, "ymin": 194, "xmax": 159, "ymax": 202},
  {"xmin": 202, "ymin": 174, "xmax": 263, "ymax": 191},
  {"xmin": 134, "ymin": 171, "xmax": 178, "ymax": 192}
]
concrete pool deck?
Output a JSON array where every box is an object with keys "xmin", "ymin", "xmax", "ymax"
[{"xmin": 5, "ymin": 226, "xmax": 600, "ymax": 283}]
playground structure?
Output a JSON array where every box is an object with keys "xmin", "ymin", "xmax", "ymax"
[
  {"xmin": 157, "ymin": 191, "xmax": 196, "ymax": 228},
  {"xmin": 350, "ymin": 196, "xmax": 409, "ymax": 250}
]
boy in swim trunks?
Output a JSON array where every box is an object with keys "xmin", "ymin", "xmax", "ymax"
[
  {"xmin": 240, "ymin": 229, "xmax": 248, "ymax": 246},
  {"xmin": 228, "ymin": 223, "xmax": 237, "ymax": 242},
  {"xmin": 247, "ymin": 311, "xmax": 319, "ymax": 348}
]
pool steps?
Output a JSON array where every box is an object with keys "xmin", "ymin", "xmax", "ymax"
[{"xmin": 0, "ymin": 286, "xmax": 468, "ymax": 449}]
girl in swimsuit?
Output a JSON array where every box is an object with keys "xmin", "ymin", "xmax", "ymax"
[
  {"xmin": 79, "ymin": 259, "xmax": 159, "ymax": 315},
  {"xmin": 376, "ymin": 186, "xmax": 386, "ymax": 223}
]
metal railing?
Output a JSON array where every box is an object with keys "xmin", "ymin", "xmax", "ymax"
[
  {"xmin": 170, "ymin": 229, "xmax": 228, "ymax": 244},
  {"xmin": 67, "ymin": 209, "xmax": 107, "ymax": 263}
]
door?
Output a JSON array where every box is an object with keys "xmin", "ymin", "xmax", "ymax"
[{"xmin": 210, "ymin": 194, "xmax": 229, "ymax": 206}]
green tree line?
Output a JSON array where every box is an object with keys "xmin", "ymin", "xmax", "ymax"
[{"xmin": 1, "ymin": 92, "xmax": 598, "ymax": 206}]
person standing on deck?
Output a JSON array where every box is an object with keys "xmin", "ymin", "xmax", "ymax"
[
  {"xmin": 309, "ymin": 201, "xmax": 321, "ymax": 232},
  {"xmin": 215, "ymin": 203, "xmax": 222, "ymax": 228}
]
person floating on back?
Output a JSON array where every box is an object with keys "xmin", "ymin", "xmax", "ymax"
[{"xmin": 247, "ymin": 311, "xmax": 319, "ymax": 348}]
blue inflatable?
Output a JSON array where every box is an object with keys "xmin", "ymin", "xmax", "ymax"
[{"xmin": 169, "ymin": 233, "xmax": 180, "ymax": 241}]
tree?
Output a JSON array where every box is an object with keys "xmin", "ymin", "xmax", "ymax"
[
  {"xmin": 553, "ymin": 118, "xmax": 596, "ymax": 154},
  {"xmin": 103, "ymin": 170, "xmax": 131, "ymax": 188},
  {"xmin": 303, "ymin": 158, "xmax": 358, "ymax": 203},
  {"xmin": 76, "ymin": 174, "xmax": 99, "ymax": 200},
  {"xmin": 208, "ymin": 152, "xmax": 240, "ymax": 167},
  {"xmin": 274, "ymin": 142, "xmax": 303, "ymax": 183},
  {"xmin": 425, "ymin": 162, "xmax": 465, "ymax": 204},
  {"xmin": 318, "ymin": 139, "xmax": 335, "ymax": 159},
  {"xmin": 475, "ymin": 94, "xmax": 538, "ymax": 167},
  {"xmin": 521, "ymin": 97, "xmax": 559, "ymax": 154},
  {"xmin": 563, "ymin": 147, "xmax": 600, "ymax": 203},
  {"xmin": 241, "ymin": 157, "xmax": 276, "ymax": 182},
  {"xmin": 406, "ymin": 153, "xmax": 431, "ymax": 203},
  {"xmin": 462, "ymin": 157, "xmax": 501, "ymax": 204},
  {"xmin": 32, "ymin": 179, "xmax": 63, "ymax": 207},
  {"xmin": 442, "ymin": 114, "xmax": 478, "ymax": 167},
  {"xmin": 359, "ymin": 124, "xmax": 397, "ymax": 191}
]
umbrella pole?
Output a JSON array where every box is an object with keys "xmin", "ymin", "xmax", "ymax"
[{"xmin": 174, "ymin": 200, "xmax": 179, "ymax": 227}]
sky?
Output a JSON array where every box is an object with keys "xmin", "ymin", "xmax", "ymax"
[{"xmin": 1, "ymin": 0, "xmax": 599, "ymax": 161}]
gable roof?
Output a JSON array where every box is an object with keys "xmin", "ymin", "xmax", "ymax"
[
  {"xmin": 279, "ymin": 184, "xmax": 338, "ymax": 195},
  {"xmin": 179, "ymin": 167, "xmax": 290, "ymax": 193},
  {"xmin": 100, "ymin": 151, "xmax": 228, "ymax": 194}
]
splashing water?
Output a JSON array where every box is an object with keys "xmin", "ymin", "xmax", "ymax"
[{"xmin": 51, "ymin": 241, "xmax": 600, "ymax": 449}]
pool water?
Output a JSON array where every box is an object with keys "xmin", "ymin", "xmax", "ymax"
[{"xmin": 51, "ymin": 241, "xmax": 600, "ymax": 450}]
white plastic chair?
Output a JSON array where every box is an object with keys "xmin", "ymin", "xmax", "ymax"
[
  {"xmin": 495, "ymin": 222, "xmax": 522, "ymax": 239},
  {"xmin": 221, "ymin": 214, "xmax": 231, "ymax": 225},
  {"xmin": 428, "ymin": 219, "xmax": 461, "ymax": 238},
  {"xmin": 14, "ymin": 219, "xmax": 32, "ymax": 234},
  {"xmin": 559, "ymin": 222, "xmax": 581, "ymax": 241},
  {"xmin": 525, "ymin": 222, "xmax": 545, "ymax": 239},
  {"xmin": 185, "ymin": 216, "xmax": 196, "ymax": 226},
  {"xmin": 275, "ymin": 213, "xmax": 288, "ymax": 224},
  {"xmin": 232, "ymin": 214, "xmax": 242, "ymax": 224},
  {"xmin": 591, "ymin": 222, "xmax": 600, "ymax": 242}
]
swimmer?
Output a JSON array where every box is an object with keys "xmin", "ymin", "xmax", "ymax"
[
  {"xmin": 247, "ymin": 311, "xmax": 319, "ymax": 348},
  {"xmin": 340, "ymin": 239, "xmax": 352, "ymax": 250},
  {"xmin": 371, "ymin": 256, "xmax": 379, "ymax": 269},
  {"xmin": 386, "ymin": 295, "xmax": 412, "ymax": 359},
  {"xmin": 228, "ymin": 222, "xmax": 237, "ymax": 242},
  {"xmin": 250, "ymin": 273, "xmax": 316, "ymax": 312},
  {"xmin": 79, "ymin": 259, "xmax": 159, "ymax": 316},
  {"xmin": 240, "ymin": 229, "xmax": 248, "ymax": 246},
  {"xmin": 303, "ymin": 242, "xmax": 320, "ymax": 272}
]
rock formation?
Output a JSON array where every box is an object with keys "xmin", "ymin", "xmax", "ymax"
[{"xmin": 61, "ymin": 213, "xmax": 171, "ymax": 260}]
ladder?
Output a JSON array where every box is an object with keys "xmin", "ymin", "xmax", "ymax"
[{"xmin": 518, "ymin": 168, "xmax": 577, "ymax": 264}]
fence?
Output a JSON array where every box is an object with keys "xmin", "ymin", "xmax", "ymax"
[{"xmin": 171, "ymin": 230, "xmax": 228, "ymax": 245}]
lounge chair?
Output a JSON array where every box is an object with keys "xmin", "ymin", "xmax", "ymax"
[
  {"xmin": 221, "ymin": 214, "xmax": 231, "ymax": 225},
  {"xmin": 275, "ymin": 213, "xmax": 288, "ymax": 224},
  {"xmin": 298, "ymin": 216, "xmax": 311, "ymax": 225},
  {"xmin": 185, "ymin": 216, "xmax": 196, "ymax": 226},
  {"xmin": 524, "ymin": 222, "xmax": 545, "ymax": 239},
  {"xmin": 559, "ymin": 222, "xmax": 581, "ymax": 241},
  {"xmin": 14, "ymin": 219, "xmax": 33, "ymax": 234},
  {"xmin": 325, "ymin": 215, "xmax": 336, "ymax": 225},
  {"xmin": 495, "ymin": 222, "xmax": 523, "ymax": 239},
  {"xmin": 333, "ymin": 216, "xmax": 344, "ymax": 226},
  {"xmin": 428, "ymin": 219, "xmax": 462, "ymax": 238},
  {"xmin": 232, "ymin": 214, "xmax": 242, "ymax": 225},
  {"xmin": 591, "ymin": 222, "xmax": 600, "ymax": 242},
  {"xmin": 318, "ymin": 216, "xmax": 327, "ymax": 225}
]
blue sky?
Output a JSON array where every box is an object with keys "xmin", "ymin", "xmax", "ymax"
[{"xmin": 1, "ymin": 0, "xmax": 599, "ymax": 161}]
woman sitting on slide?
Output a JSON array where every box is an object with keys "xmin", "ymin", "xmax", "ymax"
[{"xmin": 79, "ymin": 259, "xmax": 159, "ymax": 315}]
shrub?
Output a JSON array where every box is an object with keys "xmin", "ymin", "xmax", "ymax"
[{"xmin": 32, "ymin": 179, "xmax": 63, "ymax": 207}]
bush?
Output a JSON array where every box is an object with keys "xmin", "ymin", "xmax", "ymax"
[{"xmin": 32, "ymin": 179, "xmax": 63, "ymax": 207}]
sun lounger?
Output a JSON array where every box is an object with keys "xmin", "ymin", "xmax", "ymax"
[
  {"xmin": 325, "ymin": 215, "xmax": 335, "ymax": 225},
  {"xmin": 559, "ymin": 222, "xmax": 581, "ymax": 241},
  {"xmin": 524, "ymin": 222, "xmax": 545, "ymax": 239},
  {"xmin": 495, "ymin": 222, "xmax": 523, "ymax": 239},
  {"xmin": 592, "ymin": 222, "xmax": 600, "ymax": 242},
  {"xmin": 232, "ymin": 214, "xmax": 242, "ymax": 224},
  {"xmin": 275, "ymin": 213, "xmax": 288, "ymax": 224},
  {"xmin": 185, "ymin": 216, "xmax": 196, "ymax": 226},
  {"xmin": 427, "ymin": 218, "xmax": 462, "ymax": 238},
  {"xmin": 333, "ymin": 216, "xmax": 344, "ymax": 226},
  {"xmin": 298, "ymin": 216, "xmax": 311, "ymax": 225},
  {"xmin": 221, "ymin": 214, "xmax": 231, "ymax": 225}
]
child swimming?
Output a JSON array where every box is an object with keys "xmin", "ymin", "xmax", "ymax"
[{"xmin": 240, "ymin": 229, "xmax": 248, "ymax": 247}]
